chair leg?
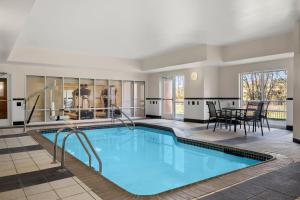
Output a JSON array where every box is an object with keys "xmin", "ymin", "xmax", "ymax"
[
  {"xmin": 266, "ymin": 117, "xmax": 270, "ymax": 131},
  {"xmin": 248, "ymin": 122, "xmax": 250, "ymax": 132},
  {"xmin": 244, "ymin": 120, "xmax": 247, "ymax": 135},
  {"xmin": 214, "ymin": 119, "xmax": 218, "ymax": 132},
  {"xmin": 207, "ymin": 119, "xmax": 210, "ymax": 129},
  {"xmin": 260, "ymin": 119, "xmax": 264, "ymax": 136}
]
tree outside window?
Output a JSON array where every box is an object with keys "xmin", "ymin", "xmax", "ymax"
[{"xmin": 241, "ymin": 70, "xmax": 287, "ymax": 120}]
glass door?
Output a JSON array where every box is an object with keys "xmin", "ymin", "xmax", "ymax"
[
  {"xmin": 0, "ymin": 75, "xmax": 9, "ymax": 126},
  {"xmin": 175, "ymin": 75, "xmax": 184, "ymax": 119},
  {"xmin": 162, "ymin": 78, "xmax": 173, "ymax": 119}
]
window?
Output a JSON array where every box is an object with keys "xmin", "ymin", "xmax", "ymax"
[
  {"xmin": 26, "ymin": 76, "xmax": 45, "ymax": 122},
  {"xmin": 240, "ymin": 70, "xmax": 287, "ymax": 120},
  {"xmin": 63, "ymin": 78, "xmax": 79, "ymax": 120},
  {"xmin": 46, "ymin": 77, "xmax": 63, "ymax": 122},
  {"xmin": 0, "ymin": 78, "xmax": 7, "ymax": 119},
  {"xmin": 95, "ymin": 80, "xmax": 109, "ymax": 119},
  {"xmin": 26, "ymin": 76, "xmax": 145, "ymax": 123},
  {"xmin": 175, "ymin": 75, "xmax": 184, "ymax": 119},
  {"xmin": 0, "ymin": 82, "xmax": 4, "ymax": 97},
  {"xmin": 109, "ymin": 80, "xmax": 122, "ymax": 108},
  {"xmin": 79, "ymin": 79, "xmax": 94, "ymax": 120},
  {"xmin": 123, "ymin": 81, "xmax": 134, "ymax": 117}
]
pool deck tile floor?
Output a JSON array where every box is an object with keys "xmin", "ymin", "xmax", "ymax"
[
  {"xmin": 0, "ymin": 119, "xmax": 300, "ymax": 199},
  {"xmin": 0, "ymin": 128, "xmax": 103, "ymax": 200}
]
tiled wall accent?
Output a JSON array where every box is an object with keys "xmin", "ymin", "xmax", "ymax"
[
  {"xmin": 184, "ymin": 99, "xmax": 205, "ymax": 121},
  {"xmin": 184, "ymin": 98, "xmax": 240, "ymax": 122},
  {"xmin": 146, "ymin": 98, "xmax": 162, "ymax": 117},
  {"xmin": 145, "ymin": 97, "xmax": 240, "ymax": 121},
  {"xmin": 177, "ymin": 137, "xmax": 273, "ymax": 161}
]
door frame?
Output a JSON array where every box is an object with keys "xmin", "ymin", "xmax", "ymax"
[
  {"xmin": 174, "ymin": 75, "xmax": 185, "ymax": 120},
  {"xmin": 161, "ymin": 77, "xmax": 174, "ymax": 119},
  {"xmin": 0, "ymin": 74, "xmax": 11, "ymax": 127}
]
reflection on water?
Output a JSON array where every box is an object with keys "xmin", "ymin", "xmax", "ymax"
[{"xmin": 43, "ymin": 126, "xmax": 260, "ymax": 195}]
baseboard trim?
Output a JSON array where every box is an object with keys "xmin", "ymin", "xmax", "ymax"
[
  {"xmin": 183, "ymin": 118, "xmax": 208, "ymax": 123},
  {"xmin": 293, "ymin": 138, "xmax": 300, "ymax": 144},
  {"xmin": 184, "ymin": 97, "xmax": 240, "ymax": 100},
  {"xmin": 286, "ymin": 125, "xmax": 293, "ymax": 131},
  {"xmin": 146, "ymin": 115, "xmax": 162, "ymax": 119},
  {"xmin": 13, "ymin": 121, "xmax": 24, "ymax": 125}
]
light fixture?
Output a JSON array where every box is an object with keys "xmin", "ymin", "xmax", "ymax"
[{"xmin": 191, "ymin": 72, "xmax": 198, "ymax": 81}]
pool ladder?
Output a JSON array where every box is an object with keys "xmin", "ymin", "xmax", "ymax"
[
  {"xmin": 52, "ymin": 127, "xmax": 102, "ymax": 174},
  {"xmin": 111, "ymin": 106, "xmax": 135, "ymax": 130}
]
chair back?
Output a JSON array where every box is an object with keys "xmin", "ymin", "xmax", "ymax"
[
  {"xmin": 217, "ymin": 100, "xmax": 222, "ymax": 111},
  {"xmin": 245, "ymin": 101, "xmax": 264, "ymax": 119},
  {"xmin": 255, "ymin": 102, "xmax": 264, "ymax": 120},
  {"xmin": 207, "ymin": 101, "xmax": 218, "ymax": 118},
  {"xmin": 245, "ymin": 101, "xmax": 258, "ymax": 117},
  {"xmin": 262, "ymin": 101, "xmax": 270, "ymax": 117}
]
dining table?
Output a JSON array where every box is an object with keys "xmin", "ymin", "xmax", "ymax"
[{"xmin": 221, "ymin": 107, "xmax": 255, "ymax": 132}]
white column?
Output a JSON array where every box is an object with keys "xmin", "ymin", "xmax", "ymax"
[{"xmin": 293, "ymin": 21, "xmax": 300, "ymax": 142}]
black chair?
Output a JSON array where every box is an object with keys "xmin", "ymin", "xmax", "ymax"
[
  {"xmin": 262, "ymin": 101, "xmax": 271, "ymax": 131},
  {"xmin": 206, "ymin": 101, "xmax": 229, "ymax": 132},
  {"xmin": 237, "ymin": 101, "xmax": 264, "ymax": 136},
  {"xmin": 253, "ymin": 102, "xmax": 265, "ymax": 135}
]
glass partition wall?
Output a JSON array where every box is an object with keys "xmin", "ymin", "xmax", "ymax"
[
  {"xmin": 123, "ymin": 81, "xmax": 134, "ymax": 117},
  {"xmin": 26, "ymin": 76, "xmax": 145, "ymax": 123},
  {"xmin": 46, "ymin": 77, "xmax": 63, "ymax": 122},
  {"xmin": 26, "ymin": 76, "xmax": 45, "ymax": 122},
  {"xmin": 95, "ymin": 80, "xmax": 109, "ymax": 119}
]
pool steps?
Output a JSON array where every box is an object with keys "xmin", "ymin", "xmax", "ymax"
[{"xmin": 52, "ymin": 128, "xmax": 103, "ymax": 173}]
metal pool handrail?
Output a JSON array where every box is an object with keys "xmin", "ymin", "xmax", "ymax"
[
  {"xmin": 60, "ymin": 130, "xmax": 103, "ymax": 173},
  {"xmin": 52, "ymin": 127, "xmax": 76, "ymax": 163},
  {"xmin": 111, "ymin": 105, "xmax": 135, "ymax": 130}
]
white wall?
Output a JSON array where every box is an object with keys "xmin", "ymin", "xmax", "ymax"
[
  {"xmin": 146, "ymin": 65, "xmax": 221, "ymax": 120},
  {"xmin": 142, "ymin": 45, "xmax": 207, "ymax": 71},
  {"xmin": 293, "ymin": 22, "xmax": 300, "ymax": 140},
  {"xmin": 203, "ymin": 67, "xmax": 219, "ymax": 97},
  {"xmin": 147, "ymin": 66, "xmax": 205, "ymax": 98},
  {"xmin": 293, "ymin": 54, "xmax": 300, "ymax": 139},
  {"xmin": 222, "ymin": 33, "xmax": 293, "ymax": 62},
  {"xmin": 9, "ymin": 47, "xmax": 142, "ymax": 72},
  {"xmin": 0, "ymin": 63, "xmax": 147, "ymax": 99}
]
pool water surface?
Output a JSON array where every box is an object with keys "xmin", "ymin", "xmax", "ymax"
[{"xmin": 42, "ymin": 126, "xmax": 261, "ymax": 195}]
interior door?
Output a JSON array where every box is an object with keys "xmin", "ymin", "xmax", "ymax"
[
  {"xmin": 0, "ymin": 75, "xmax": 9, "ymax": 126},
  {"xmin": 162, "ymin": 78, "xmax": 174, "ymax": 119}
]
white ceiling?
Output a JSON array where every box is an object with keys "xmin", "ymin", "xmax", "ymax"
[
  {"xmin": 0, "ymin": 0, "xmax": 35, "ymax": 62},
  {"xmin": 6, "ymin": 0, "xmax": 300, "ymax": 60}
]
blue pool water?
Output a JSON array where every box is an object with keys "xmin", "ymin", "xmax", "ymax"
[{"xmin": 42, "ymin": 126, "xmax": 261, "ymax": 195}]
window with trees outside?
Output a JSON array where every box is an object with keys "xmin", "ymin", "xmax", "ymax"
[
  {"xmin": 240, "ymin": 70, "xmax": 287, "ymax": 120},
  {"xmin": 175, "ymin": 75, "xmax": 184, "ymax": 119}
]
